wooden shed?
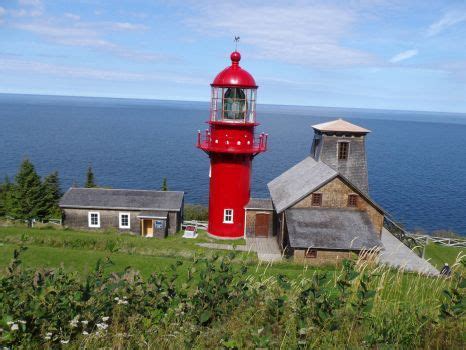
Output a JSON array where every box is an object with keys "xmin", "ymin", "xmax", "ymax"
[
  {"xmin": 59, "ymin": 188, "xmax": 184, "ymax": 237},
  {"xmin": 244, "ymin": 198, "xmax": 274, "ymax": 238}
]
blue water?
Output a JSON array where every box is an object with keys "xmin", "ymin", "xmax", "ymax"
[{"xmin": 1, "ymin": 93, "xmax": 466, "ymax": 235}]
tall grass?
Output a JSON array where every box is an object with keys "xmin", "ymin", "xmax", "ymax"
[{"xmin": 1, "ymin": 246, "xmax": 464, "ymax": 349}]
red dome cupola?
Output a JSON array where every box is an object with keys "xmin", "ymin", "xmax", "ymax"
[
  {"xmin": 212, "ymin": 52, "xmax": 257, "ymax": 88},
  {"xmin": 196, "ymin": 51, "xmax": 268, "ymax": 239}
]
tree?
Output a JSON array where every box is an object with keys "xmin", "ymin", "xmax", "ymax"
[
  {"xmin": 85, "ymin": 165, "xmax": 97, "ymax": 188},
  {"xmin": 161, "ymin": 177, "xmax": 168, "ymax": 191},
  {"xmin": 0, "ymin": 176, "xmax": 13, "ymax": 217},
  {"xmin": 42, "ymin": 171, "xmax": 62, "ymax": 219},
  {"xmin": 11, "ymin": 159, "xmax": 44, "ymax": 223}
]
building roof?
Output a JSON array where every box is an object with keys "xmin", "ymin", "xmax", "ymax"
[
  {"xmin": 245, "ymin": 198, "xmax": 274, "ymax": 210},
  {"xmin": 267, "ymin": 156, "xmax": 384, "ymax": 214},
  {"xmin": 60, "ymin": 188, "xmax": 184, "ymax": 211},
  {"xmin": 267, "ymin": 157, "xmax": 337, "ymax": 213},
  {"xmin": 285, "ymin": 208, "xmax": 381, "ymax": 250},
  {"xmin": 211, "ymin": 51, "xmax": 257, "ymax": 88},
  {"xmin": 312, "ymin": 118, "xmax": 370, "ymax": 134}
]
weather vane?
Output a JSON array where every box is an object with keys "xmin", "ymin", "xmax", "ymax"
[{"xmin": 234, "ymin": 36, "xmax": 240, "ymax": 51}]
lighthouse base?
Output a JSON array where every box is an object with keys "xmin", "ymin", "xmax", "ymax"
[{"xmin": 206, "ymin": 231, "xmax": 245, "ymax": 240}]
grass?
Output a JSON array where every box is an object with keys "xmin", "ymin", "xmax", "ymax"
[
  {"xmin": 1, "ymin": 225, "xmax": 464, "ymax": 348},
  {"xmin": 424, "ymin": 242, "xmax": 465, "ymax": 269},
  {"xmin": 0, "ymin": 225, "xmax": 336, "ymax": 279}
]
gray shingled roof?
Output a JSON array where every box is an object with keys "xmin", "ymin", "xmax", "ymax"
[
  {"xmin": 285, "ymin": 208, "xmax": 381, "ymax": 250},
  {"xmin": 245, "ymin": 198, "xmax": 274, "ymax": 210},
  {"xmin": 267, "ymin": 157, "xmax": 337, "ymax": 213},
  {"xmin": 60, "ymin": 188, "xmax": 184, "ymax": 211}
]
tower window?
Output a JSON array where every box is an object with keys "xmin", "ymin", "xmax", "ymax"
[
  {"xmin": 223, "ymin": 209, "xmax": 234, "ymax": 223},
  {"xmin": 311, "ymin": 193, "xmax": 322, "ymax": 207},
  {"xmin": 348, "ymin": 194, "xmax": 358, "ymax": 207},
  {"xmin": 312, "ymin": 138, "xmax": 320, "ymax": 158},
  {"xmin": 338, "ymin": 142, "xmax": 349, "ymax": 160}
]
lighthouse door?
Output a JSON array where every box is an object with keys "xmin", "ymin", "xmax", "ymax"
[{"xmin": 255, "ymin": 213, "xmax": 270, "ymax": 237}]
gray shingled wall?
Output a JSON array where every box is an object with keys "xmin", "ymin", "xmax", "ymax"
[
  {"xmin": 62, "ymin": 208, "xmax": 179, "ymax": 235},
  {"xmin": 314, "ymin": 134, "xmax": 369, "ymax": 194}
]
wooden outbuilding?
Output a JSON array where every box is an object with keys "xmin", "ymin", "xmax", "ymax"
[{"xmin": 59, "ymin": 188, "xmax": 184, "ymax": 237}]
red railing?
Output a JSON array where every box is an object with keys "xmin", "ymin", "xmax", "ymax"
[{"xmin": 197, "ymin": 130, "xmax": 268, "ymax": 155}]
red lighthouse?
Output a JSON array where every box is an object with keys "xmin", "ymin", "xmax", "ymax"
[{"xmin": 197, "ymin": 51, "xmax": 267, "ymax": 239}]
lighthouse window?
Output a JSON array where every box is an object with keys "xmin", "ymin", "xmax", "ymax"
[
  {"xmin": 223, "ymin": 209, "xmax": 234, "ymax": 223},
  {"xmin": 338, "ymin": 142, "xmax": 349, "ymax": 160},
  {"xmin": 223, "ymin": 88, "xmax": 247, "ymax": 121}
]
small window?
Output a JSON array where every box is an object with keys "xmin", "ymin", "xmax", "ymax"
[
  {"xmin": 88, "ymin": 212, "xmax": 100, "ymax": 228},
  {"xmin": 348, "ymin": 194, "xmax": 358, "ymax": 207},
  {"xmin": 312, "ymin": 138, "xmax": 320, "ymax": 158},
  {"xmin": 305, "ymin": 249, "xmax": 317, "ymax": 258},
  {"xmin": 119, "ymin": 212, "xmax": 130, "ymax": 229},
  {"xmin": 338, "ymin": 142, "xmax": 349, "ymax": 160},
  {"xmin": 223, "ymin": 209, "xmax": 233, "ymax": 223},
  {"xmin": 311, "ymin": 193, "xmax": 322, "ymax": 207}
]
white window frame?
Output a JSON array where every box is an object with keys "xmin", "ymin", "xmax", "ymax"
[
  {"xmin": 119, "ymin": 212, "xmax": 130, "ymax": 229},
  {"xmin": 88, "ymin": 211, "xmax": 100, "ymax": 228},
  {"xmin": 223, "ymin": 209, "xmax": 234, "ymax": 224}
]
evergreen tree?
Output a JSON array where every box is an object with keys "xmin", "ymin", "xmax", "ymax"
[
  {"xmin": 0, "ymin": 176, "xmax": 12, "ymax": 217},
  {"xmin": 85, "ymin": 165, "xmax": 97, "ymax": 188},
  {"xmin": 11, "ymin": 159, "xmax": 44, "ymax": 223},
  {"xmin": 42, "ymin": 171, "xmax": 61, "ymax": 219},
  {"xmin": 161, "ymin": 177, "xmax": 168, "ymax": 191}
]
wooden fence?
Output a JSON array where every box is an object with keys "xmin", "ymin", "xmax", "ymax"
[
  {"xmin": 182, "ymin": 220, "xmax": 208, "ymax": 231},
  {"xmin": 384, "ymin": 216, "xmax": 466, "ymax": 255}
]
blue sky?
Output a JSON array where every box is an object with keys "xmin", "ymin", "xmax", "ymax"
[{"xmin": 0, "ymin": 0, "xmax": 465, "ymax": 113}]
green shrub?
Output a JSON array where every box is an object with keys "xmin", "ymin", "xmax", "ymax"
[
  {"xmin": 0, "ymin": 247, "xmax": 464, "ymax": 348},
  {"xmin": 184, "ymin": 204, "xmax": 208, "ymax": 221}
]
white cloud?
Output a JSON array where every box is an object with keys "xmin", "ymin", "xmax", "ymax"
[
  {"xmin": 64, "ymin": 13, "xmax": 80, "ymax": 21},
  {"xmin": 13, "ymin": 21, "xmax": 159, "ymax": 61},
  {"xmin": 427, "ymin": 10, "xmax": 466, "ymax": 36},
  {"xmin": 389, "ymin": 49, "xmax": 418, "ymax": 63},
  {"xmin": 0, "ymin": 57, "xmax": 204, "ymax": 84},
  {"xmin": 19, "ymin": 0, "xmax": 42, "ymax": 6},
  {"xmin": 0, "ymin": 7, "xmax": 6, "ymax": 23},
  {"xmin": 188, "ymin": 2, "xmax": 375, "ymax": 66}
]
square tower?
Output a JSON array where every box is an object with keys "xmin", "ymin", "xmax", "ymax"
[{"xmin": 311, "ymin": 119, "xmax": 370, "ymax": 193}]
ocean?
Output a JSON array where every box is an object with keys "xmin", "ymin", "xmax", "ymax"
[{"xmin": 1, "ymin": 93, "xmax": 465, "ymax": 235}]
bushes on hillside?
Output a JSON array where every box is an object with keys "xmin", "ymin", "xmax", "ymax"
[
  {"xmin": 184, "ymin": 204, "xmax": 208, "ymax": 221},
  {"xmin": 0, "ymin": 247, "xmax": 464, "ymax": 348}
]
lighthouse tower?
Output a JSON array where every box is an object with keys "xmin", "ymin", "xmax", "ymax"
[{"xmin": 197, "ymin": 51, "xmax": 267, "ymax": 239}]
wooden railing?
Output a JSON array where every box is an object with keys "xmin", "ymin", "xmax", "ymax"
[
  {"xmin": 384, "ymin": 216, "xmax": 466, "ymax": 256},
  {"xmin": 405, "ymin": 233, "xmax": 466, "ymax": 248},
  {"xmin": 383, "ymin": 217, "xmax": 423, "ymax": 256},
  {"xmin": 182, "ymin": 220, "xmax": 208, "ymax": 231}
]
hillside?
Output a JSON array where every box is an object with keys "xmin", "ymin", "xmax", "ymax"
[{"xmin": 0, "ymin": 226, "xmax": 464, "ymax": 348}]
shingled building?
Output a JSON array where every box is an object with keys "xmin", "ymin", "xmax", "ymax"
[
  {"xmin": 245, "ymin": 119, "xmax": 384, "ymax": 264},
  {"xmin": 60, "ymin": 188, "xmax": 184, "ymax": 237}
]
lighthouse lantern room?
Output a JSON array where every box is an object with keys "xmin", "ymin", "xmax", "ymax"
[{"xmin": 197, "ymin": 51, "xmax": 268, "ymax": 239}]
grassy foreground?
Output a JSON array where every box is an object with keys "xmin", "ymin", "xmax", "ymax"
[{"xmin": 0, "ymin": 226, "xmax": 465, "ymax": 348}]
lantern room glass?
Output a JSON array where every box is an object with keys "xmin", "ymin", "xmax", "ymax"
[{"xmin": 210, "ymin": 87, "xmax": 256, "ymax": 123}]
